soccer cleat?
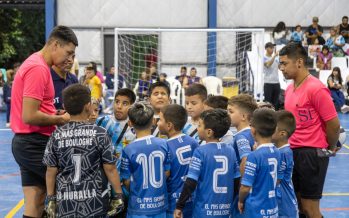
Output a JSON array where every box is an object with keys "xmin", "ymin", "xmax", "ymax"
[{"xmin": 107, "ymin": 193, "xmax": 124, "ymax": 216}]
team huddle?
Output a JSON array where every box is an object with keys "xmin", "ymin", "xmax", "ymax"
[{"xmin": 42, "ymin": 81, "xmax": 298, "ymax": 218}]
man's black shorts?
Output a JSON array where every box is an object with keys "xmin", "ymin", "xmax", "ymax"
[
  {"xmin": 292, "ymin": 147, "xmax": 329, "ymax": 199},
  {"xmin": 12, "ymin": 133, "xmax": 49, "ymax": 187}
]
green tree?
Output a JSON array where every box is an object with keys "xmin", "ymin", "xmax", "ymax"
[{"xmin": 0, "ymin": 8, "xmax": 44, "ymax": 69}]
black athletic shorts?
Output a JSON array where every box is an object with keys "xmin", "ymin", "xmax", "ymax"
[
  {"xmin": 292, "ymin": 147, "xmax": 329, "ymax": 199},
  {"xmin": 12, "ymin": 133, "xmax": 50, "ymax": 187}
]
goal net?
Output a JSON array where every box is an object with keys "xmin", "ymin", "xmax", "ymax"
[{"xmin": 114, "ymin": 28, "xmax": 265, "ymax": 102}]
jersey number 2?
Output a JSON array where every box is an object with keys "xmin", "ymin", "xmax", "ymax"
[{"xmin": 213, "ymin": 155, "xmax": 228, "ymax": 194}]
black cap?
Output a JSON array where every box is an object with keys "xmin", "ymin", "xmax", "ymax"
[{"xmin": 265, "ymin": 42, "xmax": 276, "ymax": 49}]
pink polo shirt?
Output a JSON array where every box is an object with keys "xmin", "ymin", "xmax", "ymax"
[
  {"xmin": 10, "ymin": 52, "xmax": 56, "ymax": 136},
  {"xmin": 284, "ymin": 75, "xmax": 337, "ymax": 149}
]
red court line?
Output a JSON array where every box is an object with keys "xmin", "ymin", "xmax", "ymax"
[
  {"xmin": 321, "ymin": 208, "xmax": 349, "ymax": 211},
  {"xmin": 0, "ymin": 172, "xmax": 20, "ymax": 179}
]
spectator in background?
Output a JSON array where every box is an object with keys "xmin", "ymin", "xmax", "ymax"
[
  {"xmin": 105, "ymin": 65, "xmax": 115, "ymax": 90},
  {"xmin": 70, "ymin": 57, "xmax": 79, "ymax": 77},
  {"xmin": 273, "ymin": 21, "xmax": 289, "ymax": 45},
  {"xmin": 327, "ymin": 67, "xmax": 347, "ymax": 112},
  {"xmin": 176, "ymin": 66, "xmax": 188, "ymax": 87},
  {"xmin": 326, "ymin": 27, "xmax": 346, "ymax": 56},
  {"xmin": 263, "ymin": 42, "xmax": 280, "ymax": 110},
  {"xmin": 149, "ymin": 63, "xmax": 159, "ymax": 81},
  {"xmin": 3, "ymin": 69, "xmax": 15, "ymax": 127},
  {"xmin": 159, "ymin": 72, "xmax": 170, "ymax": 88},
  {"xmin": 317, "ymin": 45, "xmax": 333, "ymax": 70},
  {"xmin": 291, "ymin": 25, "xmax": 304, "ymax": 43},
  {"xmin": 145, "ymin": 46, "xmax": 157, "ymax": 68},
  {"xmin": 88, "ymin": 61, "xmax": 104, "ymax": 83},
  {"xmin": 184, "ymin": 67, "xmax": 203, "ymax": 89},
  {"xmin": 0, "ymin": 69, "xmax": 4, "ymax": 86},
  {"xmin": 305, "ymin": 16, "xmax": 325, "ymax": 45},
  {"xmin": 51, "ymin": 59, "xmax": 78, "ymax": 110},
  {"xmin": 137, "ymin": 71, "xmax": 152, "ymax": 100},
  {"xmin": 336, "ymin": 16, "xmax": 349, "ymax": 43},
  {"xmin": 84, "ymin": 66, "xmax": 103, "ymax": 101}
]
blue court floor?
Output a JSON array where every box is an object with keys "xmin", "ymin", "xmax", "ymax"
[{"xmin": 0, "ymin": 112, "xmax": 349, "ymax": 217}]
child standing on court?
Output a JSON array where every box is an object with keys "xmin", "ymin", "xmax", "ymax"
[
  {"xmin": 157, "ymin": 104, "xmax": 199, "ymax": 217},
  {"xmin": 148, "ymin": 81, "xmax": 171, "ymax": 138},
  {"xmin": 182, "ymin": 84, "xmax": 208, "ymax": 144},
  {"xmin": 43, "ymin": 84, "xmax": 124, "ymax": 217},
  {"xmin": 272, "ymin": 110, "xmax": 298, "ymax": 218},
  {"xmin": 238, "ymin": 108, "xmax": 281, "ymax": 217},
  {"xmin": 120, "ymin": 102, "xmax": 170, "ymax": 218},
  {"xmin": 174, "ymin": 109, "xmax": 240, "ymax": 218}
]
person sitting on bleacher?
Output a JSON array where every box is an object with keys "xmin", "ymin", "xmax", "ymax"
[
  {"xmin": 326, "ymin": 27, "xmax": 346, "ymax": 57},
  {"xmin": 327, "ymin": 67, "xmax": 348, "ymax": 112},
  {"xmin": 317, "ymin": 45, "xmax": 333, "ymax": 70}
]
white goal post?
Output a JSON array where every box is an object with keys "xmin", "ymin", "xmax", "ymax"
[{"xmin": 114, "ymin": 28, "xmax": 265, "ymax": 101}]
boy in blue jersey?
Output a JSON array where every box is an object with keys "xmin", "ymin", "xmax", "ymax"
[
  {"xmin": 227, "ymin": 94, "xmax": 258, "ymax": 173},
  {"xmin": 182, "ymin": 84, "xmax": 207, "ymax": 144},
  {"xmin": 120, "ymin": 102, "xmax": 171, "ymax": 218},
  {"xmin": 157, "ymin": 104, "xmax": 199, "ymax": 218},
  {"xmin": 148, "ymin": 82, "xmax": 171, "ymax": 138},
  {"xmin": 238, "ymin": 108, "xmax": 281, "ymax": 218},
  {"xmin": 272, "ymin": 110, "xmax": 298, "ymax": 218},
  {"xmin": 96, "ymin": 88, "xmax": 136, "ymax": 217},
  {"xmin": 174, "ymin": 109, "xmax": 240, "ymax": 218},
  {"xmin": 43, "ymin": 84, "xmax": 124, "ymax": 217}
]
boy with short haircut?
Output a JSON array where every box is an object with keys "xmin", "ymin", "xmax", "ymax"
[
  {"xmin": 203, "ymin": 95, "xmax": 233, "ymax": 144},
  {"xmin": 238, "ymin": 108, "xmax": 281, "ymax": 217},
  {"xmin": 157, "ymin": 104, "xmax": 199, "ymax": 218},
  {"xmin": 43, "ymin": 84, "xmax": 124, "ymax": 217},
  {"xmin": 227, "ymin": 94, "xmax": 258, "ymax": 217},
  {"xmin": 148, "ymin": 81, "xmax": 171, "ymax": 137},
  {"xmin": 182, "ymin": 84, "xmax": 208, "ymax": 143},
  {"xmin": 272, "ymin": 110, "xmax": 298, "ymax": 218},
  {"xmin": 84, "ymin": 66, "xmax": 103, "ymax": 101},
  {"xmin": 120, "ymin": 102, "xmax": 170, "ymax": 218},
  {"xmin": 174, "ymin": 109, "xmax": 240, "ymax": 218}
]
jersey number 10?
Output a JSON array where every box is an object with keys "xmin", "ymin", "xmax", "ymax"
[{"xmin": 136, "ymin": 151, "xmax": 165, "ymax": 189}]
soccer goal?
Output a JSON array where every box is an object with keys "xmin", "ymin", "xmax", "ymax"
[{"xmin": 114, "ymin": 28, "xmax": 265, "ymax": 101}]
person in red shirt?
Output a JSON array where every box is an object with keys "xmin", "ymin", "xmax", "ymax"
[
  {"xmin": 279, "ymin": 42, "xmax": 340, "ymax": 218},
  {"xmin": 10, "ymin": 26, "xmax": 78, "ymax": 218}
]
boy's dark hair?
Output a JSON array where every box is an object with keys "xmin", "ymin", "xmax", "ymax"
[
  {"xmin": 279, "ymin": 42, "xmax": 308, "ymax": 66},
  {"xmin": 343, "ymin": 16, "xmax": 348, "ymax": 20},
  {"xmin": 251, "ymin": 108, "xmax": 277, "ymax": 138},
  {"xmin": 88, "ymin": 61, "xmax": 97, "ymax": 72},
  {"xmin": 275, "ymin": 110, "xmax": 296, "ymax": 138},
  {"xmin": 115, "ymin": 88, "xmax": 136, "ymax": 104},
  {"xmin": 161, "ymin": 104, "xmax": 188, "ymax": 131},
  {"xmin": 180, "ymin": 66, "xmax": 187, "ymax": 72},
  {"xmin": 204, "ymin": 95, "xmax": 228, "ymax": 109},
  {"xmin": 200, "ymin": 109, "xmax": 231, "ymax": 139},
  {"xmin": 228, "ymin": 94, "xmax": 258, "ymax": 121},
  {"xmin": 128, "ymin": 102, "xmax": 154, "ymax": 130},
  {"xmin": 62, "ymin": 84, "xmax": 91, "ymax": 115},
  {"xmin": 149, "ymin": 81, "xmax": 171, "ymax": 96},
  {"xmin": 295, "ymin": 25, "xmax": 301, "ymax": 29},
  {"xmin": 185, "ymin": 83, "xmax": 207, "ymax": 101},
  {"xmin": 48, "ymin": 25, "xmax": 78, "ymax": 46}
]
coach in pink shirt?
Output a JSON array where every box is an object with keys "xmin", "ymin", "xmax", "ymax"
[
  {"xmin": 279, "ymin": 42, "xmax": 340, "ymax": 218},
  {"xmin": 11, "ymin": 26, "xmax": 78, "ymax": 218}
]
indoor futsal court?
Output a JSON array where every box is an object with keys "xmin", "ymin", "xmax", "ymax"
[{"xmin": 0, "ymin": 113, "xmax": 349, "ymax": 217}]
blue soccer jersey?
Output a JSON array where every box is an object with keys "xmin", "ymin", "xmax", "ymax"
[
  {"xmin": 120, "ymin": 136, "xmax": 170, "ymax": 216},
  {"xmin": 166, "ymin": 134, "xmax": 199, "ymax": 215},
  {"xmin": 232, "ymin": 127, "xmax": 255, "ymax": 164},
  {"xmin": 96, "ymin": 115, "xmax": 136, "ymax": 171},
  {"xmin": 241, "ymin": 143, "xmax": 281, "ymax": 218},
  {"xmin": 276, "ymin": 144, "xmax": 298, "ymax": 217},
  {"xmin": 187, "ymin": 142, "xmax": 240, "ymax": 218},
  {"xmin": 182, "ymin": 117, "xmax": 201, "ymax": 144}
]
